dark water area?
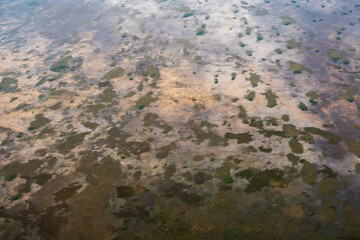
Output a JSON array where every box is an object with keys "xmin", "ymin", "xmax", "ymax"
[{"xmin": 0, "ymin": 0, "xmax": 360, "ymax": 239}]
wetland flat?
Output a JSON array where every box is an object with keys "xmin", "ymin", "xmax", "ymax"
[{"xmin": 0, "ymin": 0, "xmax": 360, "ymax": 239}]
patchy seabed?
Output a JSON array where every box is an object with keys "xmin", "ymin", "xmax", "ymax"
[{"xmin": 0, "ymin": 0, "xmax": 360, "ymax": 239}]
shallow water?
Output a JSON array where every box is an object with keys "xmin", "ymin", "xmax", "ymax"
[{"xmin": 0, "ymin": 0, "xmax": 360, "ymax": 239}]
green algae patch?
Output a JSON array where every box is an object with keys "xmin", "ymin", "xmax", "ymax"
[
  {"xmin": 56, "ymin": 132, "xmax": 90, "ymax": 154},
  {"xmin": 224, "ymin": 132, "xmax": 252, "ymax": 144},
  {"xmin": 303, "ymin": 134, "xmax": 315, "ymax": 144},
  {"xmin": 2, "ymin": 161, "xmax": 22, "ymax": 180},
  {"xmin": 2, "ymin": 160, "xmax": 43, "ymax": 182},
  {"xmin": 50, "ymin": 56, "xmax": 72, "ymax": 72},
  {"xmin": 259, "ymin": 146, "xmax": 272, "ymax": 153},
  {"xmin": 146, "ymin": 66, "xmax": 160, "ymax": 79},
  {"xmin": 245, "ymin": 146, "xmax": 258, "ymax": 153},
  {"xmin": 133, "ymin": 171, "xmax": 142, "ymax": 181},
  {"xmin": 118, "ymin": 140, "xmax": 150, "ymax": 157},
  {"xmin": 183, "ymin": 172, "xmax": 193, "ymax": 182},
  {"xmin": 298, "ymin": 102, "xmax": 308, "ymax": 111},
  {"xmin": 164, "ymin": 164, "xmax": 176, "ymax": 179},
  {"xmin": 99, "ymin": 88, "xmax": 117, "ymax": 103},
  {"xmin": 82, "ymin": 121, "xmax": 98, "ymax": 130},
  {"xmin": 109, "ymin": 60, "xmax": 116, "ymax": 67},
  {"xmin": 289, "ymin": 138, "xmax": 303, "ymax": 154},
  {"xmin": 49, "ymin": 102, "xmax": 62, "ymax": 110},
  {"xmin": 49, "ymin": 89, "xmax": 67, "ymax": 98},
  {"xmin": 265, "ymin": 117, "xmax": 278, "ymax": 126},
  {"xmin": 246, "ymin": 169, "xmax": 287, "ymax": 192},
  {"xmin": 274, "ymin": 48, "xmax": 283, "ymax": 54},
  {"xmin": 194, "ymin": 55, "xmax": 202, "ymax": 61},
  {"xmin": 10, "ymin": 194, "xmax": 21, "ymax": 201},
  {"xmin": 235, "ymin": 168, "xmax": 255, "ymax": 179},
  {"xmin": 248, "ymin": 73, "xmax": 261, "ymax": 87},
  {"xmin": 328, "ymin": 50, "xmax": 342, "ymax": 62},
  {"xmin": 259, "ymin": 129, "xmax": 286, "ymax": 138},
  {"xmin": 343, "ymin": 59, "xmax": 350, "ymax": 65},
  {"xmin": 319, "ymin": 178, "xmax": 344, "ymax": 203},
  {"xmin": 286, "ymin": 39, "xmax": 301, "ymax": 49},
  {"xmin": 224, "ymin": 176, "xmax": 234, "ymax": 184},
  {"xmin": 143, "ymin": 112, "xmax": 158, "ymax": 126},
  {"xmin": 319, "ymin": 205, "xmax": 338, "ymax": 223},
  {"xmin": 306, "ymin": 91, "xmax": 319, "ymax": 105},
  {"xmin": 342, "ymin": 203, "xmax": 360, "ymax": 237},
  {"xmin": 238, "ymin": 105, "xmax": 247, "ymax": 119},
  {"xmin": 155, "ymin": 142, "xmax": 176, "ymax": 159},
  {"xmin": 289, "ymin": 61, "xmax": 304, "ymax": 74},
  {"xmin": 28, "ymin": 114, "xmax": 51, "ymax": 131},
  {"xmin": 102, "ymin": 67, "xmax": 125, "ymax": 80},
  {"xmin": 191, "ymin": 126, "xmax": 225, "ymax": 146},
  {"xmin": 193, "ymin": 155, "xmax": 204, "ymax": 161},
  {"xmin": 287, "ymin": 153, "xmax": 300, "ymax": 165},
  {"xmin": 280, "ymin": 16, "xmax": 295, "ymax": 25},
  {"xmin": 6, "ymin": 173, "xmax": 17, "ymax": 182},
  {"xmin": 137, "ymin": 82, "xmax": 144, "ymax": 91},
  {"xmin": 34, "ymin": 173, "xmax": 52, "ymax": 185},
  {"xmin": 38, "ymin": 127, "xmax": 56, "ymax": 138},
  {"xmin": 98, "ymin": 81, "xmax": 113, "ymax": 88},
  {"xmin": 249, "ymin": 118, "xmax": 264, "ymax": 129},
  {"xmin": 348, "ymin": 139, "xmax": 360, "ymax": 158},
  {"xmin": 300, "ymin": 162, "xmax": 317, "ymax": 185},
  {"xmin": 306, "ymin": 91, "xmax": 318, "ymax": 100},
  {"xmin": 256, "ymin": 33, "xmax": 263, "ymax": 41},
  {"xmin": 1, "ymin": 139, "xmax": 13, "ymax": 146},
  {"xmin": 0, "ymin": 78, "xmax": 18, "ymax": 92},
  {"xmin": 213, "ymin": 94, "xmax": 221, "ymax": 101},
  {"xmin": 245, "ymin": 91, "xmax": 255, "ymax": 101},
  {"xmin": 282, "ymin": 124, "xmax": 301, "ymax": 137},
  {"xmin": 86, "ymin": 104, "xmax": 105, "ymax": 116},
  {"xmin": 196, "ymin": 24, "xmax": 206, "ymax": 35},
  {"xmin": 282, "ymin": 114, "xmax": 290, "ymax": 122},
  {"xmin": 264, "ymin": 90, "xmax": 277, "ymax": 108},
  {"xmin": 214, "ymin": 162, "xmax": 232, "ymax": 183},
  {"xmin": 246, "ymin": 50, "xmax": 252, "ymax": 56},
  {"xmin": 13, "ymin": 103, "xmax": 31, "ymax": 112},
  {"xmin": 124, "ymin": 91, "xmax": 136, "ymax": 98},
  {"xmin": 304, "ymin": 127, "xmax": 341, "ymax": 144},
  {"xmin": 318, "ymin": 166, "xmax": 337, "ymax": 179},
  {"xmin": 245, "ymin": 27, "xmax": 252, "ymax": 35},
  {"xmin": 135, "ymin": 94, "xmax": 157, "ymax": 110},
  {"xmin": 180, "ymin": 7, "xmax": 194, "ymax": 18},
  {"xmin": 236, "ymin": 168, "xmax": 287, "ymax": 192},
  {"xmin": 309, "ymin": 99, "xmax": 317, "ymax": 105},
  {"xmin": 143, "ymin": 113, "xmax": 173, "ymax": 133}
]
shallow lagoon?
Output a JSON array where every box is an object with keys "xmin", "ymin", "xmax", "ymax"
[{"xmin": 0, "ymin": 0, "xmax": 360, "ymax": 239}]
